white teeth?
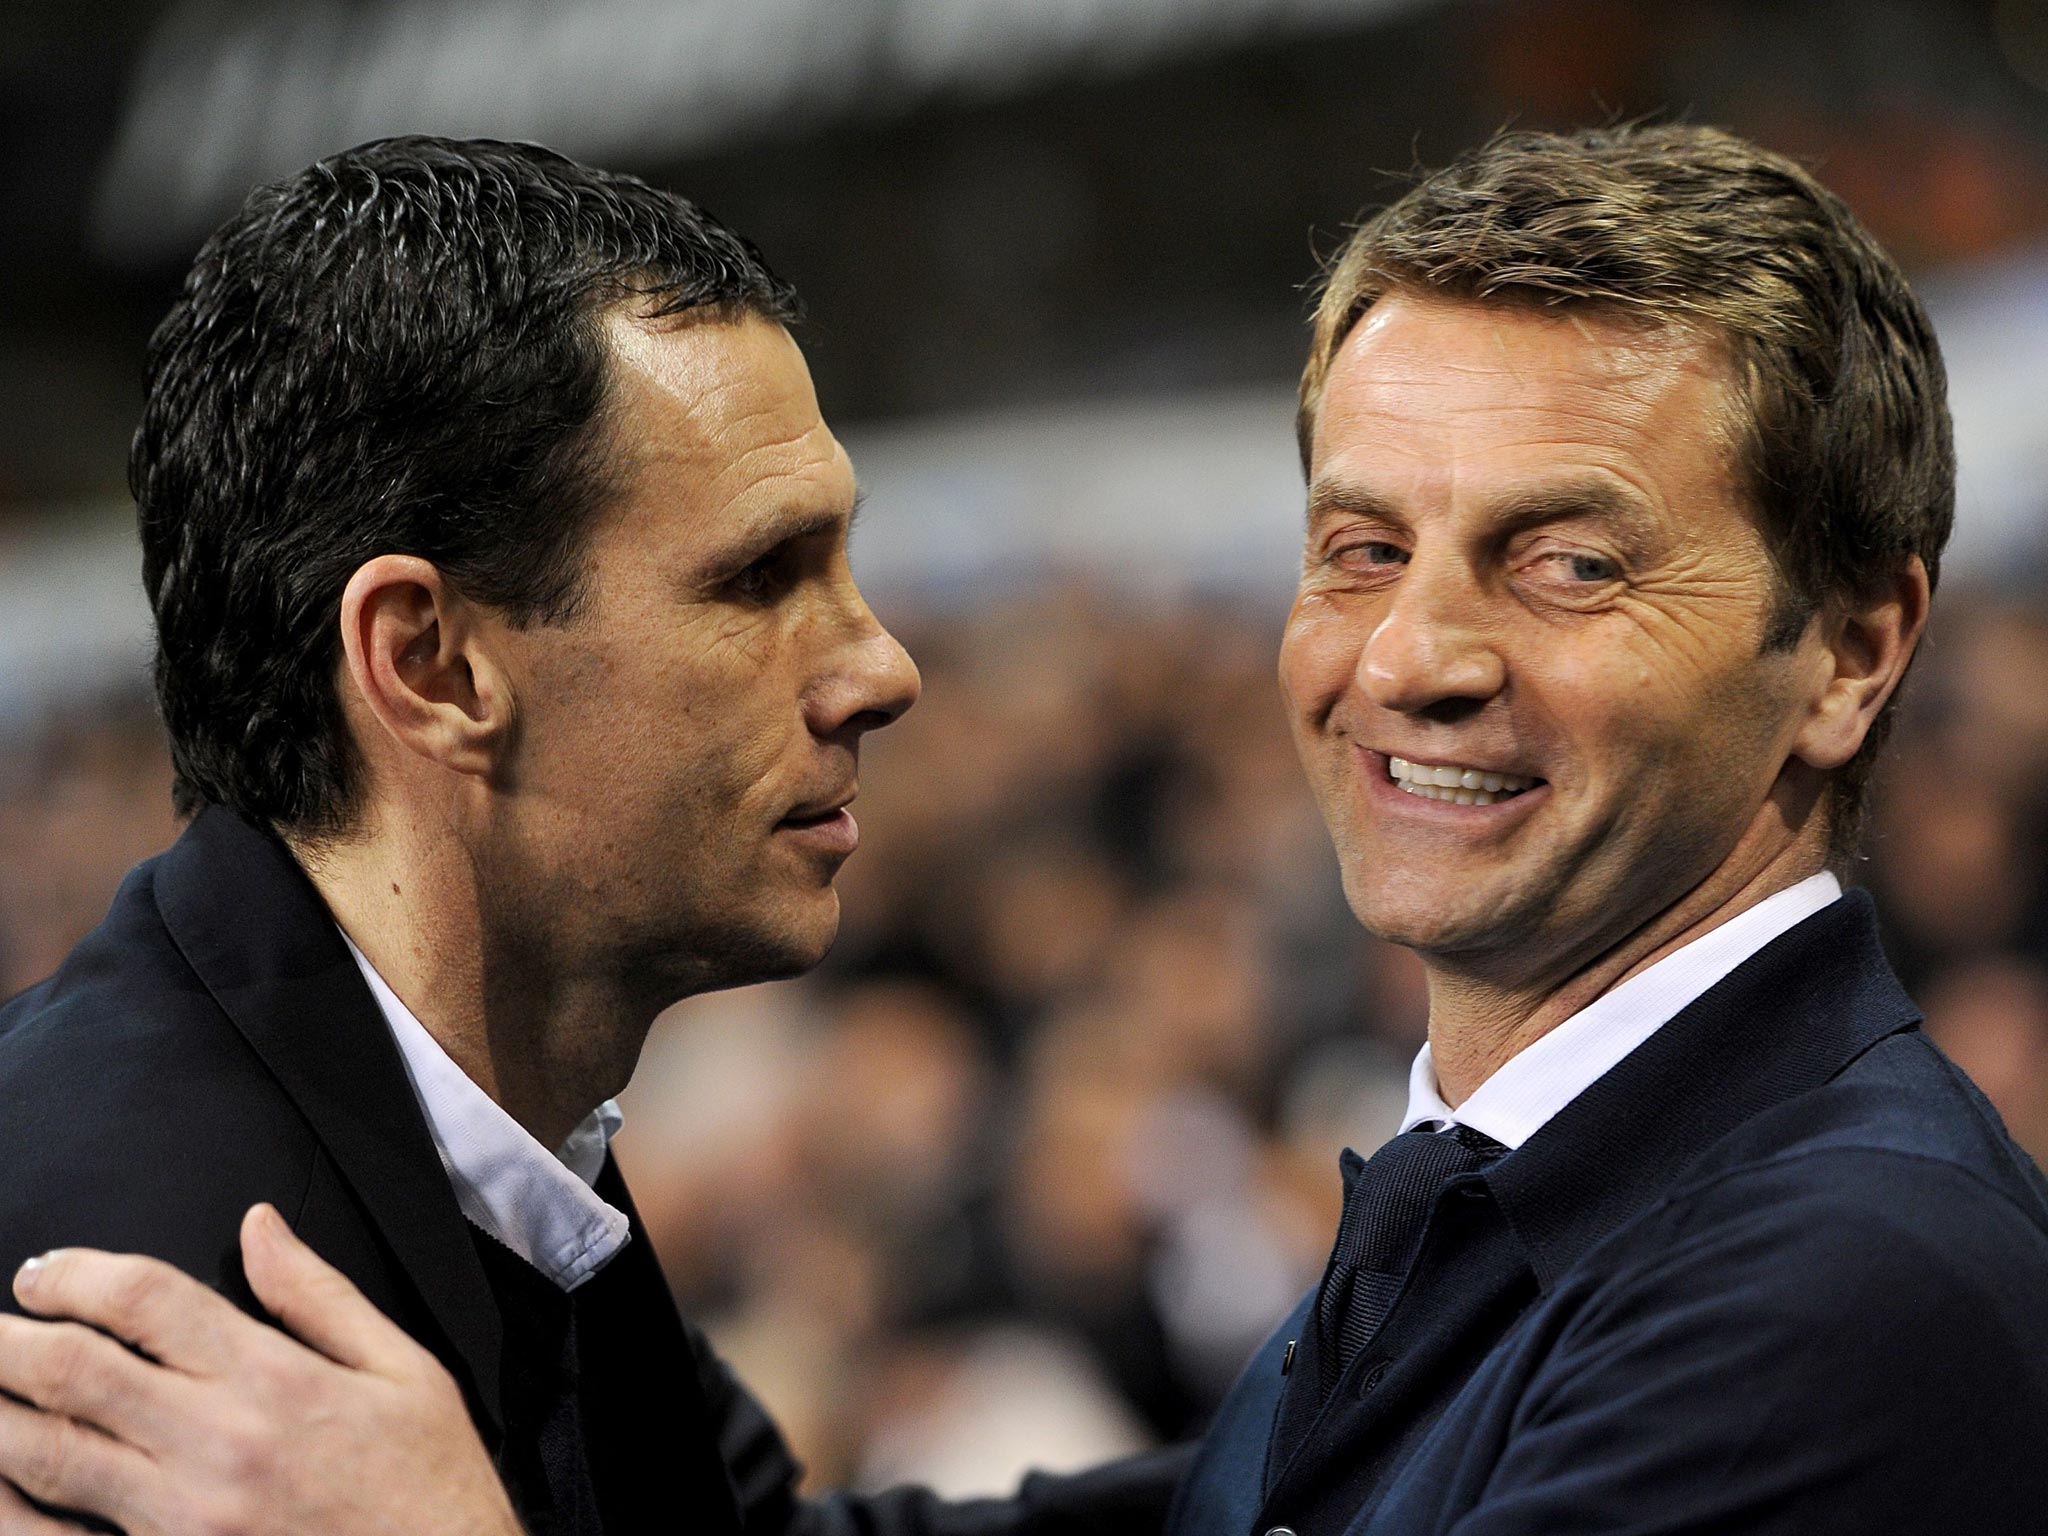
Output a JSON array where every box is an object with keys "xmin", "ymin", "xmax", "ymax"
[{"xmin": 1386, "ymin": 754, "xmax": 1537, "ymax": 806}]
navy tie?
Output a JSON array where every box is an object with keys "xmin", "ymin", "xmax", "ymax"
[{"xmin": 1310, "ymin": 1124, "xmax": 1506, "ymax": 1400}]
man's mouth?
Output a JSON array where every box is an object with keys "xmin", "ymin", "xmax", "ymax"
[
  {"xmin": 775, "ymin": 796, "xmax": 860, "ymax": 856},
  {"xmin": 1387, "ymin": 755, "xmax": 1541, "ymax": 807},
  {"xmin": 779, "ymin": 803, "xmax": 850, "ymax": 829}
]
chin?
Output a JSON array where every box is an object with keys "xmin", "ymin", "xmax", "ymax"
[
  {"xmin": 1341, "ymin": 863, "xmax": 1532, "ymax": 958},
  {"xmin": 740, "ymin": 891, "xmax": 844, "ymax": 982},
  {"xmin": 775, "ymin": 918, "xmax": 841, "ymax": 978},
  {"xmin": 649, "ymin": 888, "xmax": 843, "ymax": 998}
]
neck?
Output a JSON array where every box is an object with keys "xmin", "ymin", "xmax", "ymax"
[
  {"xmin": 292, "ymin": 816, "xmax": 655, "ymax": 1153},
  {"xmin": 1422, "ymin": 822, "xmax": 1830, "ymax": 1109}
]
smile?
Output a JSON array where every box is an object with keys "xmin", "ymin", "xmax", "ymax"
[{"xmin": 1387, "ymin": 755, "xmax": 1540, "ymax": 807}]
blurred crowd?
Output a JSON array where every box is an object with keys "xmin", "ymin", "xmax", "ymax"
[{"xmin": 3, "ymin": 579, "xmax": 2045, "ymax": 1495}]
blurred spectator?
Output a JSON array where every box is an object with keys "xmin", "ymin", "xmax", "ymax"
[
  {"xmin": 1865, "ymin": 598, "xmax": 2048, "ymax": 986},
  {"xmin": 855, "ymin": 1326, "xmax": 1151, "ymax": 1498},
  {"xmin": 1922, "ymin": 956, "xmax": 2048, "ymax": 1167},
  {"xmin": 0, "ymin": 690, "xmax": 177, "ymax": 997}
]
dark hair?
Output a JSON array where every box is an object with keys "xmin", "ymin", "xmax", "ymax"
[
  {"xmin": 1298, "ymin": 124, "xmax": 1953, "ymax": 856},
  {"xmin": 134, "ymin": 135, "xmax": 802, "ymax": 840}
]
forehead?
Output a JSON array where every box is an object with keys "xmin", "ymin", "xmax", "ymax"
[
  {"xmin": 595, "ymin": 310, "xmax": 851, "ymax": 546},
  {"xmin": 1309, "ymin": 295, "xmax": 1744, "ymax": 519}
]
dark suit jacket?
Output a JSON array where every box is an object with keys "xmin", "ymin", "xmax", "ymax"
[
  {"xmin": 0, "ymin": 807, "xmax": 1186, "ymax": 1534},
  {"xmin": 1169, "ymin": 891, "xmax": 2048, "ymax": 1535}
]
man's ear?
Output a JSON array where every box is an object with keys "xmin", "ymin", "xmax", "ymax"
[
  {"xmin": 1789, "ymin": 555, "xmax": 1932, "ymax": 773},
  {"xmin": 338, "ymin": 556, "xmax": 511, "ymax": 784}
]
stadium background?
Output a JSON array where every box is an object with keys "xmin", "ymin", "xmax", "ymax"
[{"xmin": 6, "ymin": 0, "xmax": 2048, "ymax": 1496}]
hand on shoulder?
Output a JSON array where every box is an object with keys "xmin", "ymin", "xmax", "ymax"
[{"xmin": 0, "ymin": 1204, "xmax": 523, "ymax": 1536}]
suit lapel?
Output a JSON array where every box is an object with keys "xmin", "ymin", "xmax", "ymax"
[
  {"xmin": 1485, "ymin": 890, "xmax": 1920, "ymax": 1292},
  {"xmin": 154, "ymin": 808, "xmax": 504, "ymax": 1428}
]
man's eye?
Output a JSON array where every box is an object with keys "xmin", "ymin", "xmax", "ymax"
[
  {"xmin": 730, "ymin": 551, "xmax": 788, "ymax": 599},
  {"xmin": 1331, "ymin": 541, "xmax": 1409, "ymax": 567},
  {"xmin": 1562, "ymin": 552, "xmax": 1620, "ymax": 582},
  {"xmin": 1534, "ymin": 550, "xmax": 1620, "ymax": 583}
]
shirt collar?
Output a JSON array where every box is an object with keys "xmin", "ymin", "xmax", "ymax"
[
  {"xmin": 1400, "ymin": 872, "xmax": 1843, "ymax": 1149},
  {"xmin": 340, "ymin": 932, "xmax": 630, "ymax": 1291}
]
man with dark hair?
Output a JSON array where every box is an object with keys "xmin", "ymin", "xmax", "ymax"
[
  {"xmin": 7, "ymin": 122, "xmax": 2048, "ymax": 1535},
  {"xmin": 136, "ymin": 136, "xmax": 806, "ymax": 846},
  {"xmin": 0, "ymin": 136, "xmax": 1181, "ymax": 1534}
]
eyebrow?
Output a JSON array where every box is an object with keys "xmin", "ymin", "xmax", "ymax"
[
  {"xmin": 1480, "ymin": 479, "xmax": 1659, "ymax": 551},
  {"xmin": 734, "ymin": 486, "xmax": 865, "ymax": 552},
  {"xmin": 1304, "ymin": 481, "xmax": 1406, "ymax": 531},
  {"xmin": 1304, "ymin": 476, "xmax": 1658, "ymax": 549}
]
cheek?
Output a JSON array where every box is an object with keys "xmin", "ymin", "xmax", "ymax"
[
  {"xmin": 591, "ymin": 663, "xmax": 761, "ymax": 809},
  {"xmin": 669, "ymin": 686, "xmax": 790, "ymax": 793},
  {"xmin": 1279, "ymin": 598, "xmax": 1361, "ymax": 721},
  {"xmin": 1501, "ymin": 644, "xmax": 1677, "ymax": 802},
  {"xmin": 1533, "ymin": 635, "xmax": 1785, "ymax": 801},
  {"xmin": 691, "ymin": 661, "xmax": 821, "ymax": 800}
]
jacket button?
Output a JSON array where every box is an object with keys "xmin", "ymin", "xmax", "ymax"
[
  {"xmin": 1362, "ymin": 1361, "xmax": 1388, "ymax": 1393},
  {"xmin": 1265, "ymin": 1528, "xmax": 1300, "ymax": 1536}
]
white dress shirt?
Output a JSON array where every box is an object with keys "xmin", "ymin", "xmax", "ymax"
[
  {"xmin": 1400, "ymin": 872, "xmax": 1843, "ymax": 1149},
  {"xmin": 341, "ymin": 933, "xmax": 631, "ymax": 1291}
]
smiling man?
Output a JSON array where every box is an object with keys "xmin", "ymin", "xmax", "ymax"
[
  {"xmin": 1168, "ymin": 124, "xmax": 2048, "ymax": 1535},
  {"xmin": 7, "ymin": 126, "xmax": 2048, "ymax": 1536}
]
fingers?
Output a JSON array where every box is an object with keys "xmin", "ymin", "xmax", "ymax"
[
  {"xmin": 13, "ymin": 1248, "xmax": 248, "ymax": 1381},
  {"xmin": 0, "ymin": 1395, "xmax": 151, "ymax": 1534},
  {"xmin": 0, "ymin": 1476, "xmax": 95, "ymax": 1536},
  {"xmin": 238, "ymin": 1205, "xmax": 428, "ymax": 1378},
  {"xmin": 0, "ymin": 1315, "xmax": 181, "ymax": 1447}
]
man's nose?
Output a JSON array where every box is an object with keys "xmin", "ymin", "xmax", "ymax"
[
  {"xmin": 811, "ymin": 588, "xmax": 921, "ymax": 739},
  {"xmin": 1358, "ymin": 559, "xmax": 1505, "ymax": 715}
]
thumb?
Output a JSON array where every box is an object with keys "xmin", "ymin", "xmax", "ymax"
[{"xmin": 240, "ymin": 1203, "xmax": 421, "ymax": 1376}]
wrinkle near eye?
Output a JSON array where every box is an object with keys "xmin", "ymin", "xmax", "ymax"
[
  {"xmin": 712, "ymin": 606, "xmax": 776, "ymax": 661},
  {"xmin": 1610, "ymin": 573, "xmax": 1777, "ymax": 666},
  {"xmin": 1629, "ymin": 546, "xmax": 1772, "ymax": 607}
]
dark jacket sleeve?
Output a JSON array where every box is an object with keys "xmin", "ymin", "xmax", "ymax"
[
  {"xmin": 1445, "ymin": 1149, "xmax": 2048, "ymax": 1535},
  {"xmin": 690, "ymin": 1318, "xmax": 1191, "ymax": 1536}
]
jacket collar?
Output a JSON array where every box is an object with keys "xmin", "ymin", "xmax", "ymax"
[
  {"xmin": 1483, "ymin": 889, "xmax": 1921, "ymax": 1292},
  {"xmin": 153, "ymin": 807, "xmax": 504, "ymax": 1427}
]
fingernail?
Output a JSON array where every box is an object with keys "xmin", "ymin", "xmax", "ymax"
[
  {"xmin": 14, "ymin": 1252, "xmax": 52, "ymax": 1294},
  {"xmin": 248, "ymin": 1203, "xmax": 283, "ymax": 1244}
]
